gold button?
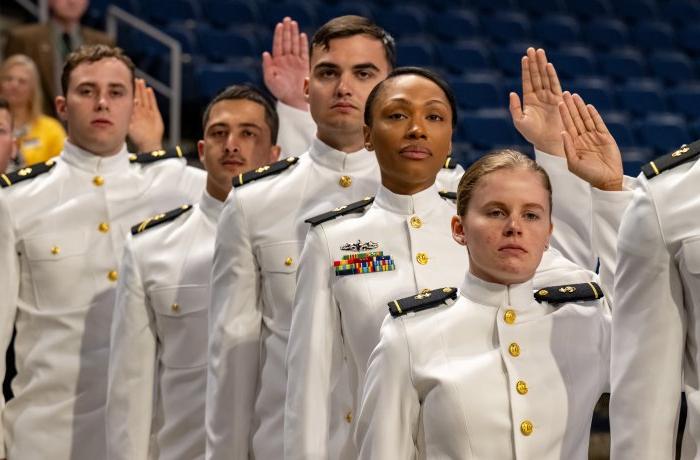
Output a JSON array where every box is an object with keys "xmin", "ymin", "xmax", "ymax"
[
  {"xmin": 284, "ymin": 257, "xmax": 293, "ymax": 266},
  {"xmin": 339, "ymin": 175, "xmax": 352, "ymax": 188},
  {"xmin": 504, "ymin": 309, "xmax": 516, "ymax": 325},
  {"xmin": 171, "ymin": 303, "xmax": 180, "ymax": 313},
  {"xmin": 516, "ymin": 380, "xmax": 528, "ymax": 395},
  {"xmin": 520, "ymin": 420, "xmax": 533, "ymax": 436},
  {"xmin": 410, "ymin": 216, "xmax": 422, "ymax": 229},
  {"xmin": 98, "ymin": 222, "xmax": 110, "ymax": 233},
  {"xmin": 416, "ymin": 252, "xmax": 429, "ymax": 265},
  {"xmin": 93, "ymin": 176, "xmax": 104, "ymax": 186},
  {"xmin": 345, "ymin": 410, "xmax": 352, "ymax": 423},
  {"xmin": 107, "ymin": 270, "xmax": 118, "ymax": 282},
  {"xmin": 509, "ymin": 343, "xmax": 520, "ymax": 357},
  {"xmin": 50, "ymin": 246, "xmax": 60, "ymax": 255}
]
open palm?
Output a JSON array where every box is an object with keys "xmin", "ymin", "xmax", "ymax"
[
  {"xmin": 510, "ymin": 48, "xmax": 564, "ymax": 156},
  {"xmin": 559, "ymin": 92, "xmax": 623, "ymax": 191},
  {"xmin": 262, "ymin": 17, "xmax": 309, "ymax": 110}
]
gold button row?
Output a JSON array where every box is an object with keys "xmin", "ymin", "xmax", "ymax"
[
  {"xmin": 410, "ymin": 216, "xmax": 422, "ymax": 229},
  {"xmin": 416, "ymin": 252, "xmax": 429, "ymax": 265},
  {"xmin": 509, "ymin": 343, "xmax": 520, "ymax": 357},
  {"xmin": 339, "ymin": 175, "xmax": 352, "ymax": 188},
  {"xmin": 520, "ymin": 420, "xmax": 533, "ymax": 436},
  {"xmin": 504, "ymin": 309, "xmax": 516, "ymax": 324},
  {"xmin": 93, "ymin": 175, "xmax": 104, "ymax": 186}
]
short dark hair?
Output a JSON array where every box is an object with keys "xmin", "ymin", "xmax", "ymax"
[
  {"xmin": 311, "ymin": 15, "xmax": 396, "ymax": 69},
  {"xmin": 0, "ymin": 97, "xmax": 11, "ymax": 128},
  {"xmin": 364, "ymin": 66, "xmax": 458, "ymax": 129},
  {"xmin": 61, "ymin": 44, "xmax": 136, "ymax": 94},
  {"xmin": 201, "ymin": 84, "xmax": 279, "ymax": 144}
]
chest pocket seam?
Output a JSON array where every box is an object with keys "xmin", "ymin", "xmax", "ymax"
[
  {"xmin": 681, "ymin": 236, "xmax": 700, "ymax": 274},
  {"xmin": 258, "ymin": 241, "xmax": 302, "ymax": 274},
  {"xmin": 23, "ymin": 230, "xmax": 88, "ymax": 261},
  {"xmin": 150, "ymin": 285, "xmax": 209, "ymax": 317}
]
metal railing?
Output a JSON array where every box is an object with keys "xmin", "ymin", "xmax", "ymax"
[
  {"xmin": 106, "ymin": 5, "xmax": 182, "ymax": 146},
  {"xmin": 12, "ymin": 0, "xmax": 48, "ymax": 22}
]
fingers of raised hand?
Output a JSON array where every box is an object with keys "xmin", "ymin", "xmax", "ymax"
[
  {"xmin": 572, "ymin": 93, "xmax": 596, "ymax": 131},
  {"xmin": 535, "ymin": 48, "xmax": 551, "ymax": 91}
]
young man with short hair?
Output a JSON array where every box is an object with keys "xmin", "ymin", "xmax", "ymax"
[
  {"xmin": 106, "ymin": 84, "xmax": 280, "ymax": 460},
  {"xmin": 0, "ymin": 44, "xmax": 204, "ymax": 460}
]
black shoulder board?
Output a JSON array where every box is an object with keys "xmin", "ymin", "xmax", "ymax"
[
  {"xmin": 131, "ymin": 204, "xmax": 193, "ymax": 235},
  {"xmin": 232, "ymin": 156, "xmax": 299, "ymax": 187},
  {"xmin": 0, "ymin": 159, "xmax": 57, "ymax": 188},
  {"xmin": 443, "ymin": 156, "xmax": 458, "ymax": 169},
  {"xmin": 439, "ymin": 190, "xmax": 456, "ymax": 200},
  {"xmin": 129, "ymin": 146, "xmax": 185, "ymax": 164},
  {"xmin": 389, "ymin": 287, "xmax": 458, "ymax": 318},
  {"xmin": 534, "ymin": 282, "xmax": 604, "ymax": 304},
  {"xmin": 642, "ymin": 139, "xmax": 700, "ymax": 179},
  {"xmin": 305, "ymin": 196, "xmax": 374, "ymax": 227}
]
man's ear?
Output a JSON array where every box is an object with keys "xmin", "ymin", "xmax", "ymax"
[
  {"xmin": 55, "ymin": 96, "xmax": 67, "ymax": 122},
  {"xmin": 196, "ymin": 139, "xmax": 205, "ymax": 164},
  {"xmin": 303, "ymin": 77, "xmax": 310, "ymax": 103},
  {"xmin": 451, "ymin": 214, "xmax": 467, "ymax": 246},
  {"xmin": 269, "ymin": 145, "xmax": 281, "ymax": 163},
  {"xmin": 363, "ymin": 125, "xmax": 373, "ymax": 151}
]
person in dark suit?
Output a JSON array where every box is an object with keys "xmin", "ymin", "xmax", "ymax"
[{"xmin": 3, "ymin": 0, "xmax": 113, "ymax": 115}]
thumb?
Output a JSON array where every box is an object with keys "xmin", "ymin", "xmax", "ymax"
[{"xmin": 508, "ymin": 92, "xmax": 523, "ymax": 124}]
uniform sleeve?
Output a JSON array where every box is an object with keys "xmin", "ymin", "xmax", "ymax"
[
  {"xmin": 284, "ymin": 226, "xmax": 345, "ymax": 460},
  {"xmin": 589, "ymin": 176, "xmax": 636, "ymax": 302},
  {"xmin": 275, "ymin": 102, "xmax": 315, "ymax": 157},
  {"xmin": 355, "ymin": 316, "xmax": 420, "ymax": 460},
  {"xmin": 0, "ymin": 196, "xmax": 19, "ymax": 459},
  {"xmin": 535, "ymin": 149, "xmax": 596, "ymax": 271},
  {"xmin": 206, "ymin": 191, "xmax": 262, "ymax": 460},
  {"xmin": 610, "ymin": 181, "xmax": 683, "ymax": 459},
  {"xmin": 106, "ymin": 237, "xmax": 157, "ymax": 460},
  {"xmin": 178, "ymin": 164, "xmax": 206, "ymax": 204}
]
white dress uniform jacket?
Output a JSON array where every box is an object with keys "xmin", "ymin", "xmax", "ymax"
[
  {"xmin": 0, "ymin": 141, "xmax": 205, "ymax": 460},
  {"xmin": 206, "ymin": 138, "xmax": 461, "ymax": 460},
  {"xmin": 357, "ymin": 271, "xmax": 611, "ymax": 460},
  {"xmin": 107, "ymin": 190, "xmax": 223, "ymax": 460},
  {"xmin": 611, "ymin": 156, "xmax": 700, "ymax": 459},
  {"xmin": 283, "ymin": 165, "xmax": 623, "ymax": 460},
  {"xmin": 275, "ymin": 102, "xmax": 316, "ymax": 158}
]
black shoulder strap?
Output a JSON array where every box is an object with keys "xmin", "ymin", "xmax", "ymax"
[
  {"xmin": 642, "ymin": 140, "xmax": 700, "ymax": 179},
  {"xmin": 129, "ymin": 146, "xmax": 186, "ymax": 164},
  {"xmin": 232, "ymin": 156, "xmax": 299, "ymax": 187},
  {"xmin": 533, "ymin": 282, "xmax": 604, "ymax": 304},
  {"xmin": 131, "ymin": 204, "xmax": 193, "ymax": 235},
  {"xmin": 305, "ymin": 196, "xmax": 374, "ymax": 226},
  {"xmin": 389, "ymin": 287, "xmax": 458, "ymax": 318},
  {"xmin": 0, "ymin": 159, "xmax": 57, "ymax": 188},
  {"xmin": 443, "ymin": 156, "xmax": 458, "ymax": 169}
]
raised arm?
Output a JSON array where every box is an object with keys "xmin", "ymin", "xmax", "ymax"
[{"xmin": 128, "ymin": 79, "xmax": 165, "ymax": 153}]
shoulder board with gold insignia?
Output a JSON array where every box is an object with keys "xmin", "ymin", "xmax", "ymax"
[
  {"xmin": 129, "ymin": 146, "xmax": 186, "ymax": 164},
  {"xmin": 305, "ymin": 196, "xmax": 374, "ymax": 227},
  {"xmin": 0, "ymin": 159, "xmax": 57, "ymax": 188},
  {"xmin": 534, "ymin": 282, "xmax": 604, "ymax": 304},
  {"xmin": 131, "ymin": 204, "xmax": 193, "ymax": 235},
  {"xmin": 443, "ymin": 156, "xmax": 458, "ymax": 169},
  {"xmin": 232, "ymin": 156, "xmax": 299, "ymax": 188},
  {"xmin": 642, "ymin": 140, "xmax": 700, "ymax": 179},
  {"xmin": 389, "ymin": 287, "xmax": 458, "ymax": 318},
  {"xmin": 439, "ymin": 190, "xmax": 456, "ymax": 200}
]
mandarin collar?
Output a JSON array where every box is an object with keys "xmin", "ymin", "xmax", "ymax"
[
  {"xmin": 460, "ymin": 271, "xmax": 536, "ymax": 314},
  {"xmin": 60, "ymin": 140, "xmax": 130, "ymax": 174},
  {"xmin": 199, "ymin": 189, "xmax": 224, "ymax": 223},
  {"xmin": 307, "ymin": 137, "xmax": 377, "ymax": 172},
  {"xmin": 373, "ymin": 183, "xmax": 444, "ymax": 216}
]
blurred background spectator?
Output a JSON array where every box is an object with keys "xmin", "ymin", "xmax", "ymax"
[
  {"xmin": 0, "ymin": 97, "xmax": 18, "ymax": 173},
  {"xmin": 0, "ymin": 54, "xmax": 65, "ymax": 166}
]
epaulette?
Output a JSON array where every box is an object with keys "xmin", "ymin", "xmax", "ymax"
[
  {"xmin": 0, "ymin": 159, "xmax": 57, "ymax": 188},
  {"xmin": 439, "ymin": 190, "xmax": 456, "ymax": 201},
  {"xmin": 129, "ymin": 146, "xmax": 186, "ymax": 164},
  {"xmin": 131, "ymin": 204, "xmax": 193, "ymax": 235},
  {"xmin": 232, "ymin": 156, "xmax": 299, "ymax": 187},
  {"xmin": 443, "ymin": 156, "xmax": 458, "ymax": 169},
  {"xmin": 642, "ymin": 140, "xmax": 700, "ymax": 179},
  {"xmin": 389, "ymin": 287, "xmax": 458, "ymax": 318},
  {"xmin": 534, "ymin": 282, "xmax": 604, "ymax": 304},
  {"xmin": 305, "ymin": 196, "xmax": 374, "ymax": 227}
]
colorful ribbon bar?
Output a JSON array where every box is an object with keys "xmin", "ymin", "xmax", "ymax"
[{"xmin": 333, "ymin": 251, "xmax": 396, "ymax": 276}]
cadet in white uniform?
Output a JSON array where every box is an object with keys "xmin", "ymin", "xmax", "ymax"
[
  {"xmin": 284, "ymin": 61, "xmax": 628, "ymax": 459},
  {"xmin": 205, "ymin": 17, "xmax": 462, "ymax": 460},
  {"xmin": 356, "ymin": 150, "xmax": 611, "ymax": 459},
  {"xmin": 0, "ymin": 45, "xmax": 205, "ymax": 460},
  {"xmin": 105, "ymin": 85, "xmax": 281, "ymax": 460},
  {"xmin": 610, "ymin": 143, "xmax": 700, "ymax": 458}
]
